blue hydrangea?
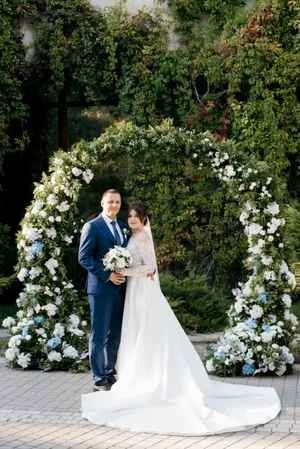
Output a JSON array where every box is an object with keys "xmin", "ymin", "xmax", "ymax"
[
  {"xmin": 214, "ymin": 350, "xmax": 225, "ymax": 359},
  {"xmin": 253, "ymin": 265, "xmax": 258, "ymax": 275},
  {"xmin": 47, "ymin": 337, "xmax": 61, "ymax": 348},
  {"xmin": 244, "ymin": 318, "xmax": 257, "ymax": 329},
  {"xmin": 262, "ymin": 324, "xmax": 270, "ymax": 332},
  {"xmin": 34, "ymin": 316, "xmax": 45, "ymax": 325},
  {"xmin": 22, "ymin": 326, "xmax": 29, "ymax": 339},
  {"xmin": 242, "ymin": 363, "xmax": 255, "ymax": 375},
  {"xmin": 20, "ymin": 292, "xmax": 25, "ymax": 299},
  {"xmin": 258, "ymin": 292, "xmax": 269, "ymax": 304},
  {"xmin": 26, "ymin": 242, "xmax": 43, "ymax": 261}
]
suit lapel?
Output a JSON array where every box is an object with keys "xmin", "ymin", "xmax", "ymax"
[{"xmin": 96, "ymin": 214, "xmax": 117, "ymax": 245}]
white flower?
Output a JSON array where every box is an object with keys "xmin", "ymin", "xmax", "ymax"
[
  {"xmin": 261, "ymin": 332, "xmax": 273, "ymax": 343},
  {"xmin": 47, "ymin": 194, "xmax": 58, "ymax": 206},
  {"xmin": 249, "ymin": 182, "xmax": 257, "ymax": 190},
  {"xmin": 48, "ymin": 216, "xmax": 55, "ymax": 223},
  {"xmin": 56, "ymin": 201, "xmax": 70, "ymax": 213},
  {"xmin": 264, "ymin": 202, "xmax": 280, "ymax": 216},
  {"xmin": 72, "ymin": 167, "xmax": 82, "ymax": 177},
  {"xmin": 2, "ymin": 317, "xmax": 16, "ymax": 328},
  {"xmin": 54, "ymin": 158, "xmax": 64, "ymax": 166},
  {"xmin": 282, "ymin": 294, "xmax": 292, "ymax": 307},
  {"xmin": 35, "ymin": 328, "xmax": 45, "ymax": 336},
  {"xmin": 29, "ymin": 266, "xmax": 43, "ymax": 280},
  {"xmin": 17, "ymin": 353, "xmax": 31, "ymax": 369},
  {"xmin": 276, "ymin": 365, "xmax": 286, "ymax": 376},
  {"xmin": 206, "ymin": 359, "xmax": 216, "ymax": 372},
  {"xmin": 264, "ymin": 270, "xmax": 276, "ymax": 281},
  {"xmin": 223, "ymin": 165, "xmax": 236, "ymax": 178},
  {"xmin": 246, "ymin": 223, "xmax": 263, "ymax": 235},
  {"xmin": 22, "ymin": 225, "xmax": 41, "ymax": 242},
  {"xmin": 5, "ymin": 348, "xmax": 18, "ymax": 361},
  {"xmin": 261, "ymin": 255, "xmax": 273, "ymax": 266},
  {"xmin": 250, "ymin": 305, "xmax": 264, "ymax": 319},
  {"xmin": 53, "ymin": 323, "xmax": 65, "ymax": 338},
  {"xmin": 63, "ymin": 345, "xmax": 78, "ymax": 359},
  {"xmin": 64, "ymin": 235, "xmax": 73, "ymax": 244},
  {"xmin": 69, "ymin": 314, "xmax": 80, "ymax": 326},
  {"xmin": 56, "ymin": 216, "xmax": 62, "ymax": 222},
  {"xmin": 48, "ymin": 351, "xmax": 62, "ymax": 362},
  {"xmin": 41, "ymin": 303, "xmax": 57, "ymax": 317},
  {"xmin": 45, "ymin": 258, "xmax": 59, "ymax": 275},
  {"xmin": 68, "ymin": 327, "xmax": 84, "ymax": 336},
  {"xmin": 46, "ymin": 228, "xmax": 57, "ymax": 239}
]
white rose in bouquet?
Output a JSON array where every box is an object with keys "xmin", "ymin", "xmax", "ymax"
[{"xmin": 103, "ymin": 246, "xmax": 133, "ymax": 272}]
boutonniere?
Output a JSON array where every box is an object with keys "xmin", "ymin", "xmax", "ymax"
[{"xmin": 122, "ymin": 228, "xmax": 130, "ymax": 237}]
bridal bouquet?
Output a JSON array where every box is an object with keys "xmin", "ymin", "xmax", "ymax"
[{"xmin": 103, "ymin": 246, "xmax": 133, "ymax": 271}]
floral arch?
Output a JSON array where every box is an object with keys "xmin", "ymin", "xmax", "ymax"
[{"xmin": 2, "ymin": 120, "xmax": 297, "ymax": 375}]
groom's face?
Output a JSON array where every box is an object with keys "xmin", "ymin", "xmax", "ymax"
[{"xmin": 101, "ymin": 193, "xmax": 121, "ymax": 220}]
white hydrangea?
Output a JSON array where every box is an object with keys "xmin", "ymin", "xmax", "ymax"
[
  {"xmin": 261, "ymin": 255, "xmax": 273, "ymax": 266},
  {"xmin": 45, "ymin": 258, "xmax": 59, "ymax": 275},
  {"xmin": 56, "ymin": 201, "xmax": 70, "ymax": 213},
  {"xmin": 63, "ymin": 345, "xmax": 78, "ymax": 359},
  {"xmin": 250, "ymin": 305, "xmax": 264, "ymax": 319},
  {"xmin": 48, "ymin": 351, "xmax": 62, "ymax": 362},
  {"xmin": 5, "ymin": 348, "xmax": 18, "ymax": 361},
  {"xmin": 82, "ymin": 169, "xmax": 94, "ymax": 184},
  {"xmin": 41, "ymin": 303, "xmax": 57, "ymax": 317},
  {"xmin": 282, "ymin": 294, "xmax": 291, "ymax": 307},
  {"xmin": 47, "ymin": 194, "xmax": 58, "ymax": 206},
  {"xmin": 53, "ymin": 323, "xmax": 65, "ymax": 338},
  {"xmin": 264, "ymin": 270, "xmax": 277, "ymax": 281},
  {"xmin": 46, "ymin": 228, "xmax": 57, "ymax": 239},
  {"xmin": 69, "ymin": 314, "xmax": 80, "ymax": 326},
  {"xmin": 17, "ymin": 353, "xmax": 31, "ymax": 369},
  {"xmin": 29, "ymin": 267, "xmax": 43, "ymax": 280},
  {"xmin": 2, "ymin": 317, "xmax": 16, "ymax": 328},
  {"xmin": 205, "ymin": 359, "xmax": 216, "ymax": 372},
  {"xmin": 264, "ymin": 202, "xmax": 280, "ymax": 216},
  {"xmin": 72, "ymin": 167, "xmax": 82, "ymax": 177}
]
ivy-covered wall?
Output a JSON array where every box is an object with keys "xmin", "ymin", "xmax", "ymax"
[{"xmin": 1, "ymin": 0, "xmax": 300, "ymax": 294}]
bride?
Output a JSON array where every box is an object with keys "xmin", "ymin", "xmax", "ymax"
[{"xmin": 81, "ymin": 201, "xmax": 281, "ymax": 435}]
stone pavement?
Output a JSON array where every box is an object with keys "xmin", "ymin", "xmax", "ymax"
[{"xmin": 1, "ymin": 357, "xmax": 300, "ymax": 449}]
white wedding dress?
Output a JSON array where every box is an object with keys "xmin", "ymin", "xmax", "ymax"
[{"xmin": 81, "ymin": 228, "xmax": 280, "ymax": 435}]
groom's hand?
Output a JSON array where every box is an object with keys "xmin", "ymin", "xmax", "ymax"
[{"xmin": 109, "ymin": 272, "xmax": 126, "ymax": 285}]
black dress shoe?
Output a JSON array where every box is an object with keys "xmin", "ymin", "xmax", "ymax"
[
  {"xmin": 93, "ymin": 383, "xmax": 111, "ymax": 392},
  {"xmin": 108, "ymin": 377, "xmax": 117, "ymax": 386}
]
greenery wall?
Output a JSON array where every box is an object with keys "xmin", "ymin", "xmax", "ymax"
[{"xmin": 1, "ymin": 0, "xmax": 300, "ymax": 329}]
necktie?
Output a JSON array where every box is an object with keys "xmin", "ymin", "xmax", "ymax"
[{"xmin": 111, "ymin": 221, "xmax": 122, "ymax": 246}]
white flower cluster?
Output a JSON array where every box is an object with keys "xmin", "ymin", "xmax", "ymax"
[
  {"xmin": 201, "ymin": 140, "xmax": 297, "ymax": 376},
  {"xmin": 2, "ymin": 149, "xmax": 93, "ymax": 370},
  {"xmin": 103, "ymin": 246, "xmax": 133, "ymax": 271}
]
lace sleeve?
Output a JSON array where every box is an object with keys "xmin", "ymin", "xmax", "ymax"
[{"xmin": 121, "ymin": 232, "xmax": 156, "ymax": 277}]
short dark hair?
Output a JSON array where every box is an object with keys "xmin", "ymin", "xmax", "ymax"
[
  {"xmin": 127, "ymin": 201, "xmax": 147, "ymax": 225},
  {"xmin": 101, "ymin": 189, "xmax": 121, "ymax": 201}
]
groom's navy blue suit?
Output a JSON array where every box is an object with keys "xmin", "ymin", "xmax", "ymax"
[{"xmin": 78, "ymin": 213, "xmax": 128, "ymax": 386}]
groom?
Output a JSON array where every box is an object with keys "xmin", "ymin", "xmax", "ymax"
[{"xmin": 78, "ymin": 189, "xmax": 128, "ymax": 391}]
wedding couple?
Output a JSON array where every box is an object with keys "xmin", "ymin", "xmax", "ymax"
[{"xmin": 78, "ymin": 189, "xmax": 281, "ymax": 435}]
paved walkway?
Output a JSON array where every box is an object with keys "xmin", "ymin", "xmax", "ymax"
[{"xmin": 1, "ymin": 357, "xmax": 300, "ymax": 449}]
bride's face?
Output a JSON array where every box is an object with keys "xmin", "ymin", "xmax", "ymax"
[{"xmin": 128, "ymin": 209, "xmax": 143, "ymax": 232}]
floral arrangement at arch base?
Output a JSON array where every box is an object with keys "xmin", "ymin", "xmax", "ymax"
[{"xmin": 1, "ymin": 120, "xmax": 297, "ymax": 375}]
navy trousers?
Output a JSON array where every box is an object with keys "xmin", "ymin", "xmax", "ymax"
[{"xmin": 88, "ymin": 290, "xmax": 125, "ymax": 386}]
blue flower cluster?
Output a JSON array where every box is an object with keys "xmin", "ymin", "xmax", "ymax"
[
  {"xmin": 34, "ymin": 315, "xmax": 45, "ymax": 325},
  {"xmin": 214, "ymin": 350, "xmax": 225, "ymax": 359},
  {"xmin": 22, "ymin": 326, "xmax": 29, "ymax": 339},
  {"xmin": 262, "ymin": 324, "xmax": 270, "ymax": 333},
  {"xmin": 244, "ymin": 318, "xmax": 257, "ymax": 329},
  {"xmin": 258, "ymin": 292, "xmax": 269, "ymax": 304},
  {"xmin": 47, "ymin": 337, "xmax": 61, "ymax": 348},
  {"xmin": 26, "ymin": 241, "xmax": 43, "ymax": 261},
  {"xmin": 35, "ymin": 200, "xmax": 44, "ymax": 207},
  {"xmin": 242, "ymin": 363, "xmax": 255, "ymax": 375}
]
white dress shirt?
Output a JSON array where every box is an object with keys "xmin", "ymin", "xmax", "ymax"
[{"xmin": 102, "ymin": 213, "xmax": 124, "ymax": 245}]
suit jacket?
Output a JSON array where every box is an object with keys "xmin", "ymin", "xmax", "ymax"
[{"xmin": 78, "ymin": 213, "xmax": 128, "ymax": 295}]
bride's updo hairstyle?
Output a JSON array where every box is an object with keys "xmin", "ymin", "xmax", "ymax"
[{"xmin": 127, "ymin": 201, "xmax": 148, "ymax": 226}]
